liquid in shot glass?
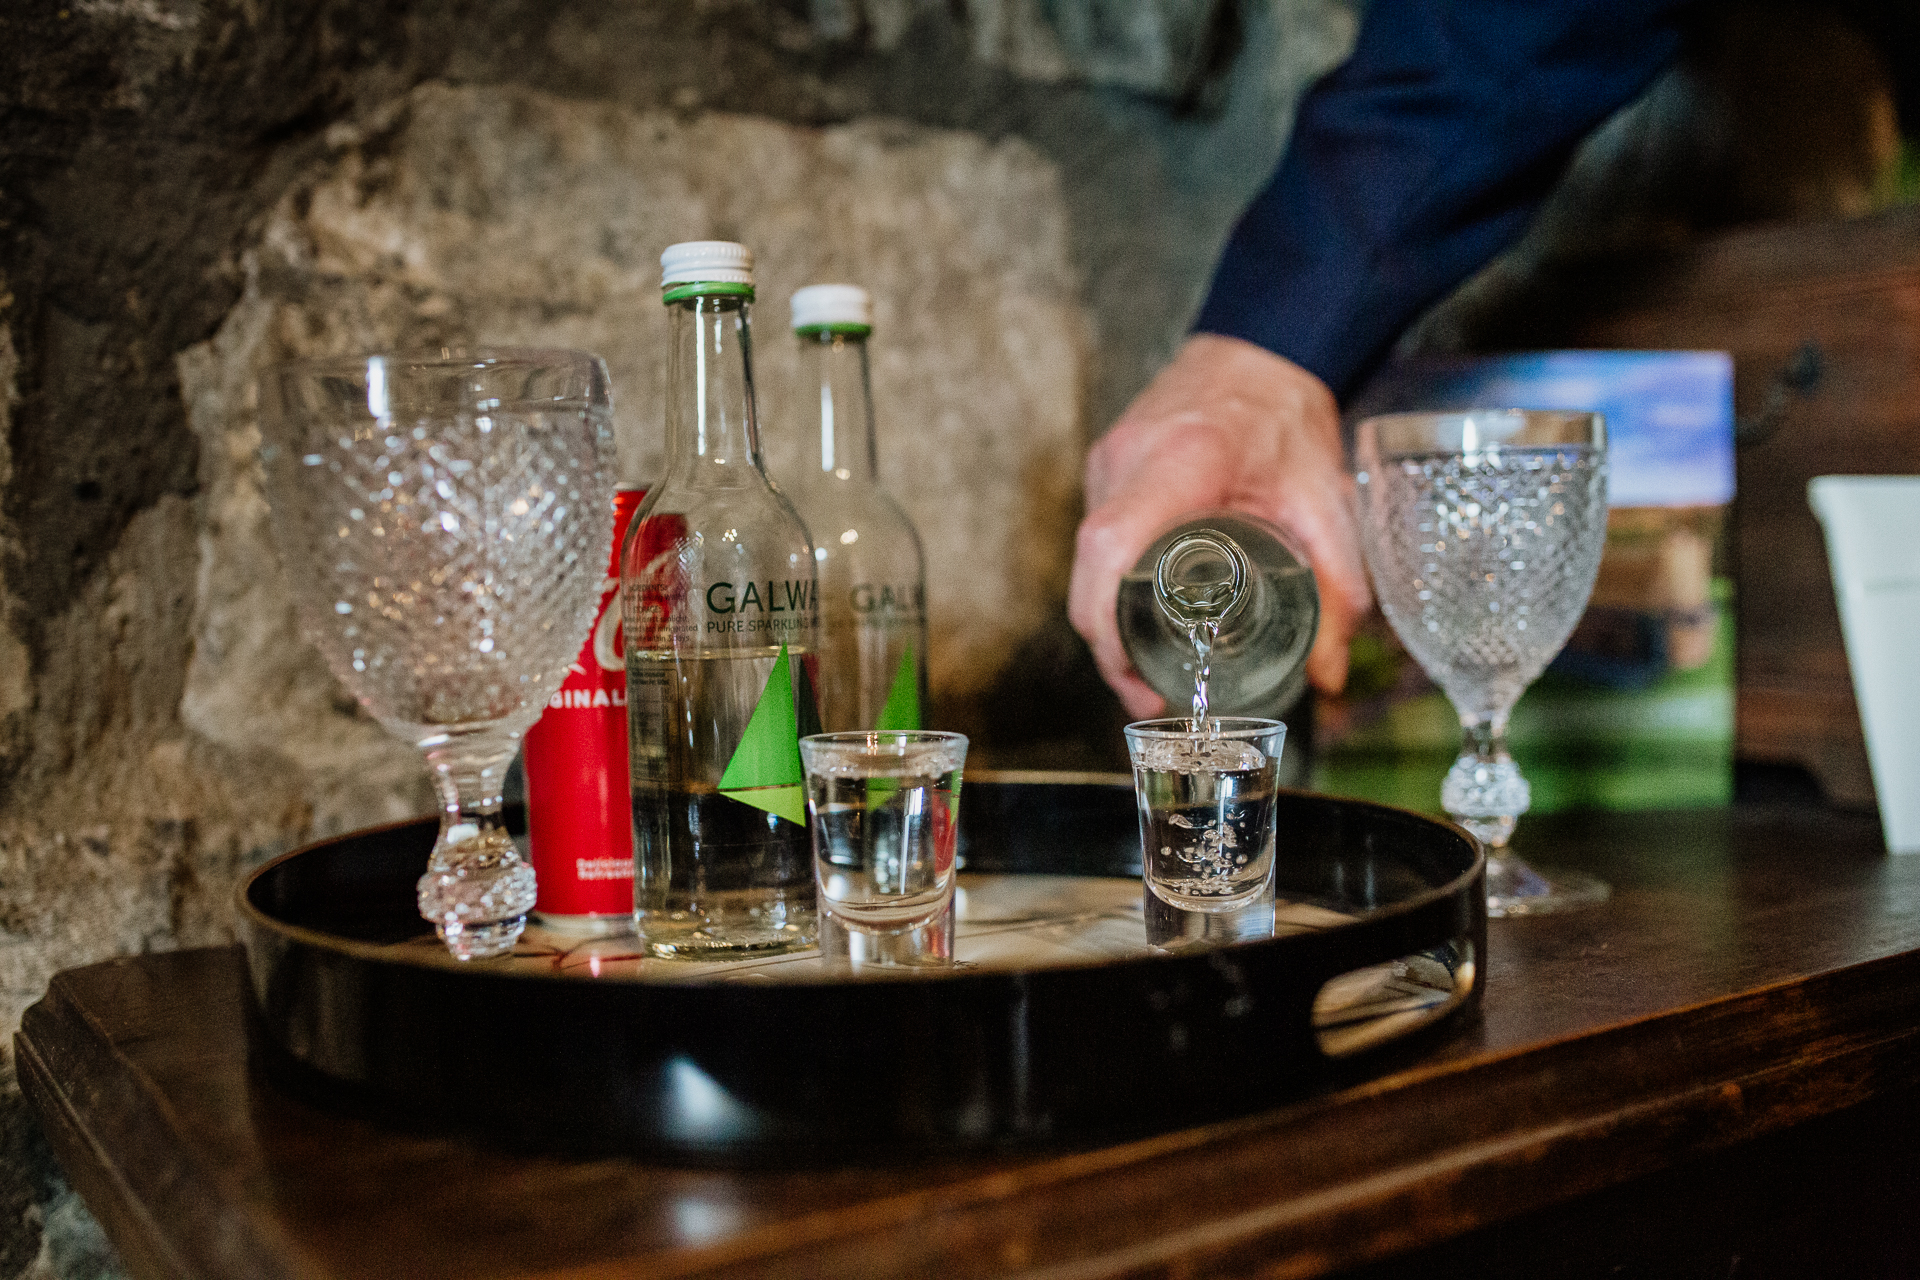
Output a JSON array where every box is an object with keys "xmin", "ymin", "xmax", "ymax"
[
  {"xmin": 800, "ymin": 731, "xmax": 967, "ymax": 962},
  {"xmin": 1125, "ymin": 718, "xmax": 1286, "ymax": 914}
]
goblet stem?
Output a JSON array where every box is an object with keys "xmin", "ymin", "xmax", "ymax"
[
  {"xmin": 415, "ymin": 730, "xmax": 538, "ymax": 960},
  {"xmin": 1443, "ymin": 715, "xmax": 1544, "ymax": 913},
  {"xmin": 1442, "ymin": 713, "xmax": 1609, "ymax": 917},
  {"xmin": 1441, "ymin": 715, "xmax": 1529, "ymax": 849}
]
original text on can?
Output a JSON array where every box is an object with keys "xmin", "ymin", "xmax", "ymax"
[{"xmin": 526, "ymin": 486, "xmax": 645, "ymax": 931}]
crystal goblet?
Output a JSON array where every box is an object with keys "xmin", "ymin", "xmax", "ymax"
[
  {"xmin": 262, "ymin": 350, "xmax": 615, "ymax": 958},
  {"xmin": 1353, "ymin": 410, "xmax": 1610, "ymax": 917}
]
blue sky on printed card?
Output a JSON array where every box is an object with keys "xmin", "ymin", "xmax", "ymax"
[{"xmin": 1352, "ymin": 350, "xmax": 1734, "ymax": 508}]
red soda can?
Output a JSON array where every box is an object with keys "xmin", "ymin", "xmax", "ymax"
[{"xmin": 526, "ymin": 485, "xmax": 645, "ymax": 934}]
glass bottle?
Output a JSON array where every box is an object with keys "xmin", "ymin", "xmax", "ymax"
[
  {"xmin": 780, "ymin": 284, "xmax": 929, "ymax": 732},
  {"xmin": 621, "ymin": 241, "xmax": 821, "ymax": 958},
  {"xmin": 1117, "ymin": 511, "xmax": 1320, "ymax": 721}
]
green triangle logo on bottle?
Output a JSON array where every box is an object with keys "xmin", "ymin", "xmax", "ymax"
[
  {"xmin": 863, "ymin": 645, "xmax": 923, "ymax": 807},
  {"xmin": 718, "ymin": 645, "xmax": 808, "ymax": 826},
  {"xmin": 874, "ymin": 643, "xmax": 921, "ymax": 731}
]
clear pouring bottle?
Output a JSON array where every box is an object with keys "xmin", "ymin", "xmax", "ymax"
[
  {"xmin": 1118, "ymin": 511, "xmax": 1320, "ymax": 722},
  {"xmin": 781, "ymin": 284, "xmax": 929, "ymax": 732},
  {"xmin": 621, "ymin": 241, "xmax": 821, "ymax": 958}
]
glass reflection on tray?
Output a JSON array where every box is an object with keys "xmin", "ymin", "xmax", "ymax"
[{"xmin": 379, "ymin": 872, "xmax": 1470, "ymax": 1055}]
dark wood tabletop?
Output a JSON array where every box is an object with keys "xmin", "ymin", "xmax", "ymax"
[{"xmin": 20, "ymin": 803, "xmax": 1920, "ymax": 1280}]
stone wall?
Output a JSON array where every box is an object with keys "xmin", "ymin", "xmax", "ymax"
[{"xmin": 219, "ymin": 82, "xmax": 1092, "ymax": 727}]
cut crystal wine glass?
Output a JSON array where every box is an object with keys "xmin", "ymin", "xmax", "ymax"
[
  {"xmin": 1353, "ymin": 410, "xmax": 1610, "ymax": 917},
  {"xmin": 262, "ymin": 350, "xmax": 615, "ymax": 958}
]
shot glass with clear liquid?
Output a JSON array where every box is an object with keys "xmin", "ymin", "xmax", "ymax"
[
  {"xmin": 800, "ymin": 730, "xmax": 967, "ymax": 969},
  {"xmin": 1125, "ymin": 718, "xmax": 1286, "ymax": 927}
]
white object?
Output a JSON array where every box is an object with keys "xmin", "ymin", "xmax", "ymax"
[
  {"xmin": 1809, "ymin": 475, "xmax": 1920, "ymax": 853},
  {"xmin": 660, "ymin": 241, "xmax": 753, "ymax": 287},
  {"xmin": 790, "ymin": 283, "xmax": 872, "ymax": 331}
]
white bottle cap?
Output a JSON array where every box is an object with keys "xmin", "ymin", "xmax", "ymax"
[
  {"xmin": 661, "ymin": 241, "xmax": 754, "ymax": 288},
  {"xmin": 790, "ymin": 283, "xmax": 873, "ymax": 332}
]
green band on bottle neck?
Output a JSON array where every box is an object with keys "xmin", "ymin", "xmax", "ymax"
[
  {"xmin": 663, "ymin": 281, "xmax": 755, "ymax": 304},
  {"xmin": 795, "ymin": 323, "xmax": 873, "ymax": 338}
]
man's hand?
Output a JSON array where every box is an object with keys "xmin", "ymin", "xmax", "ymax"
[{"xmin": 1068, "ymin": 334, "xmax": 1372, "ymax": 717}]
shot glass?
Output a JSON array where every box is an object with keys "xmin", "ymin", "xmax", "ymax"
[
  {"xmin": 1124, "ymin": 718, "xmax": 1286, "ymax": 922},
  {"xmin": 800, "ymin": 730, "xmax": 968, "ymax": 969}
]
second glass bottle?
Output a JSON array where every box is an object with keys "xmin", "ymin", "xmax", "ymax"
[
  {"xmin": 622, "ymin": 241, "xmax": 822, "ymax": 957},
  {"xmin": 782, "ymin": 284, "xmax": 929, "ymax": 732}
]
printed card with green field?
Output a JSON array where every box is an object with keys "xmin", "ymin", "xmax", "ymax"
[{"xmin": 1320, "ymin": 351, "xmax": 1736, "ymax": 812}]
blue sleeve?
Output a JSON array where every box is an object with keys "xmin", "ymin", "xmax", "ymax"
[{"xmin": 1193, "ymin": 0, "xmax": 1691, "ymax": 401}]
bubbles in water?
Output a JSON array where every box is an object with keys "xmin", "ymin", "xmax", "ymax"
[
  {"xmin": 803, "ymin": 740, "xmax": 967, "ymax": 778},
  {"xmin": 1137, "ymin": 736, "xmax": 1266, "ymax": 775}
]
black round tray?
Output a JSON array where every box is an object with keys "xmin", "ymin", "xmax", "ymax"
[{"xmin": 238, "ymin": 775, "xmax": 1484, "ymax": 1160}]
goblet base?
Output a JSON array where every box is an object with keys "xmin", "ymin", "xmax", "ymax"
[
  {"xmin": 1485, "ymin": 853, "xmax": 1610, "ymax": 919},
  {"xmin": 436, "ymin": 918, "xmax": 528, "ymax": 962},
  {"xmin": 417, "ymin": 828, "xmax": 539, "ymax": 961}
]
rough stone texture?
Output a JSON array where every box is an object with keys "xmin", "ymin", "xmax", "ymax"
[
  {"xmin": 208, "ymin": 81, "xmax": 1087, "ymax": 735},
  {"xmin": 176, "ymin": 277, "xmax": 432, "ymax": 792},
  {"xmin": 0, "ymin": 322, "xmax": 27, "ymax": 728},
  {"xmin": 950, "ymin": 0, "xmax": 1231, "ymax": 98}
]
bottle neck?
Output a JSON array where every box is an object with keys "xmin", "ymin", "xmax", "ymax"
[
  {"xmin": 1155, "ymin": 530, "xmax": 1250, "ymax": 629},
  {"xmin": 798, "ymin": 329, "xmax": 877, "ymax": 483},
  {"xmin": 665, "ymin": 292, "xmax": 766, "ymax": 480}
]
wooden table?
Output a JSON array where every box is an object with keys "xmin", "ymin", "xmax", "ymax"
[{"xmin": 19, "ymin": 804, "xmax": 1920, "ymax": 1279}]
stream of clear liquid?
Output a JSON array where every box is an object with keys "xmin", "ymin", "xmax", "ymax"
[
  {"xmin": 1158, "ymin": 554, "xmax": 1236, "ymax": 738},
  {"xmin": 1182, "ymin": 618, "xmax": 1221, "ymax": 736}
]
